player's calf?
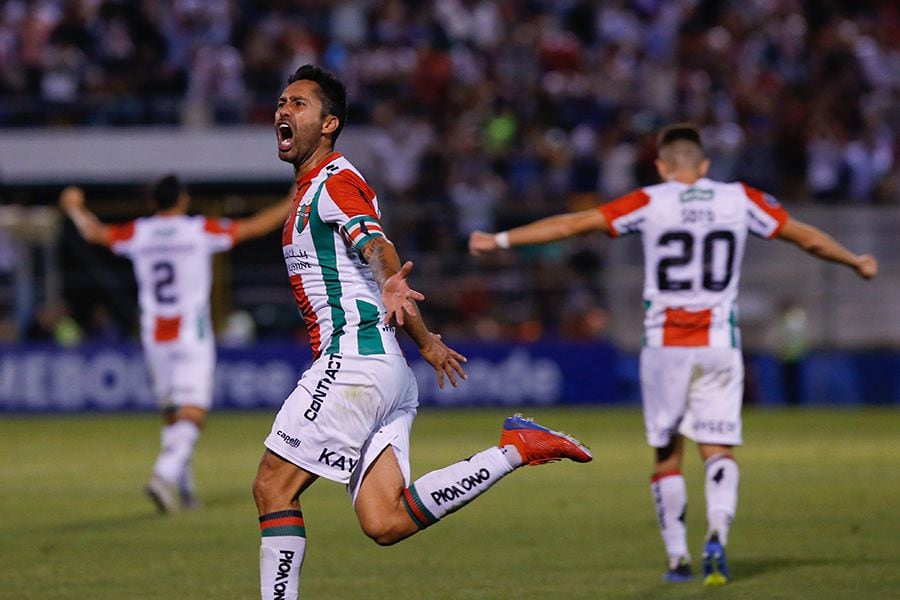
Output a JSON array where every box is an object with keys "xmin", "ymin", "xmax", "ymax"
[{"xmin": 390, "ymin": 415, "xmax": 592, "ymax": 539}]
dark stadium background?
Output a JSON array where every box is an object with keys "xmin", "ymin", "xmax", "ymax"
[
  {"xmin": 1, "ymin": 3, "xmax": 899, "ymax": 599},
  {"xmin": 0, "ymin": 0, "xmax": 898, "ymax": 409}
]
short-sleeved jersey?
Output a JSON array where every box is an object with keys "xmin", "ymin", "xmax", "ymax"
[
  {"xmin": 282, "ymin": 152, "xmax": 400, "ymax": 359},
  {"xmin": 107, "ymin": 214, "xmax": 236, "ymax": 345},
  {"xmin": 599, "ymin": 178, "xmax": 789, "ymax": 348}
]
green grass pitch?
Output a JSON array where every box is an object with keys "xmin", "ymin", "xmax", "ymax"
[{"xmin": 2, "ymin": 407, "xmax": 898, "ymax": 599}]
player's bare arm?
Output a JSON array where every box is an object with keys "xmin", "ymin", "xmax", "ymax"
[
  {"xmin": 469, "ymin": 207, "xmax": 608, "ymax": 255},
  {"xmin": 361, "ymin": 236, "xmax": 467, "ymax": 388},
  {"xmin": 59, "ymin": 186, "xmax": 111, "ymax": 246},
  {"xmin": 234, "ymin": 193, "xmax": 295, "ymax": 243},
  {"xmin": 777, "ymin": 217, "xmax": 878, "ymax": 279}
]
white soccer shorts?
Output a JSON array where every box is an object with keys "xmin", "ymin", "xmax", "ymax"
[
  {"xmin": 145, "ymin": 339, "xmax": 215, "ymax": 410},
  {"xmin": 640, "ymin": 346, "xmax": 744, "ymax": 447},
  {"xmin": 264, "ymin": 353, "xmax": 419, "ymax": 502}
]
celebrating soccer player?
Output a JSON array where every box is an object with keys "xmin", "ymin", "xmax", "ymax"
[
  {"xmin": 60, "ymin": 177, "xmax": 293, "ymax": 512},
  {"xmin": 252, "ymin": 64, "xmax": 593, "ymax": 600},
  {"xmin": 469, "ymin": 123, "xmax": 877, "ymax": 586}
]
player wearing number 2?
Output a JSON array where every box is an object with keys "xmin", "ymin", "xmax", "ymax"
[
  {"xmin": 60, "ymin": 177, "xmax": 292, "ymax": 512},
  {"xmin": 469, "ymin": 123, "xmax": 877, "ymax": 586}
]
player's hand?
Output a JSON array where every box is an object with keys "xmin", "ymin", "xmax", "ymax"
[
  {"xmin": 59, "ymin": 186, "xmax": 85, "ymax": 212},
  {"xmin": 855, "ymin": 254, "xmax": 877, "ymax": 279},
  {"xmin": 468, "ymin": 230, "xmax": 498, "ymax": 256},
  {"xmin": 381, "ymin": 261, "xmax": 425, "ymax": 326},
  {"xmin": 419, "ymin": 332, "xmax": 468, "ymax": 388}
]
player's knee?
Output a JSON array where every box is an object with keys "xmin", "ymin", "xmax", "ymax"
[
  {"xmin": 251, "ymin": 469, "xmax": 281, "ymax": 512},
  {"xmin": 360, "ymin": 516, "xmax": 405, "ymax": 546}
]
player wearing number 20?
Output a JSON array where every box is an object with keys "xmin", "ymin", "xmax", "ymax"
[
  {"xmin": 469, "ymin": 123, "xmax": 877, "ymax": 585},
  {"xmin": 60, "ymin": 178, "xmax": 292, "ymax": 513}
]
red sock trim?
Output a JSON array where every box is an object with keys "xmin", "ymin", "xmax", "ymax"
[{"xmin": 651, "ymin": 469, "xmax": 682, "ymax": 483}]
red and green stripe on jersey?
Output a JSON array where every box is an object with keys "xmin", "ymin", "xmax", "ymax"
[{"xmin": 283, "ymin": 153, "xmax": 400, "ymax": 359}]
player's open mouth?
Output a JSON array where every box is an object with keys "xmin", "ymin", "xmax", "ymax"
[{"xmin": 277, "ymin": 123, "xmax": 294, "ymax": 152}]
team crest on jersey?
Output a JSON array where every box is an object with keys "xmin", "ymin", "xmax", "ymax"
[
  {"xmin": 295, "ymin": 202, "xmax": 312, "ymax": 234},
  {"xmin": 679, "ymin": 188, "xmax": 714, "ymax": 203}
]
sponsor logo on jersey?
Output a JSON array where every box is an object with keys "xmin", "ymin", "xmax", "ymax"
[
  {"xmin": 304, "ymin": 354, "xmax": 342, "ymax": 421},
  {"xmin": 692, "ymin": 419, "xmax": 736, "ymax": 435},
  {"xmin": 430, "ymin": 468, "xmax": 491, "ymax": 506},
  {"xmin": 273, "ymin": 550, "xmax": 295, "ymax": 599},
  {"xmin": 284, "ymin": 248, "xmax": 311, "ymax": 275},
  {"xmin": 277, "ymin": 430, "xmax": 302, "ymax": 448},
  {"xmin": 317, "ymin": 448, "xmax": 357, "ymax": 472},
  {"xmin": 679, "ymin": 188, "xmax": 714, "ymax": 203}
]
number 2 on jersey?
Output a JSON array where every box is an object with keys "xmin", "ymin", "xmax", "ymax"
[
  {"xmin": 656, "ymin": 230, "xmax": 735, "ymax": 292},
  {"xmin": 152, "ymin": 261, "xmax": 177, "ymax": 304}
]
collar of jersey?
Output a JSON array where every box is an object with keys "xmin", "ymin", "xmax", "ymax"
[{"xmin": 296, "ymin": 152, "xmax": 342, "ymax": 189}]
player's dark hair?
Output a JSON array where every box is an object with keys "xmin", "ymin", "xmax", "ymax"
[
  {"xmin": 151, "ymin": 174, "xmax": 184, "ymax": 210},
  {"xmin": 287, "ymin": 65, "xmax": 348, "ymax": 143},
  {"xmin": 657, "ymin": 123, "xmax": 703, "ymax": 151}
]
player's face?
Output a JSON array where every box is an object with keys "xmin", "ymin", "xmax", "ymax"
[{"xmin": 275, "ymin": 80, "xmax": 335, "ymax": 165}]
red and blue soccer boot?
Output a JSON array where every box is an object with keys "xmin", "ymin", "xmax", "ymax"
[{"xmin": 499, "ymin": 414, "xmax": 593, "ymax": 465}]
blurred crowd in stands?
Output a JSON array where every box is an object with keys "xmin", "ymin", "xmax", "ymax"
[{"xmin": 1, "ymin": 0, "xmax": 898, "ymax": 343}]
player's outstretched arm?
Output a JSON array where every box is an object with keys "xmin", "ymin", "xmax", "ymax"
[
  {"xmin": 777, "ymin": 217, "xmax": 878, "ymax": 279},
  {"xmin": 233, "ymin": 193, "xmax": 295, "ymax": 243},
  {"xmin": 468, "ymin": 207, "xmax": 608, "ymax": 255},
  {"xmin": 59, "ymin": 186, "xmax": 111, "ymax": 246},
  {"xmin": 361, "ymin": 236, "xmax": 467, "ymax": 388}
]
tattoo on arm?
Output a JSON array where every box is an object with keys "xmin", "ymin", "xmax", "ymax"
[{"xmin": 361, "ymin": 237, "xmax": 400, "ymax": 286}]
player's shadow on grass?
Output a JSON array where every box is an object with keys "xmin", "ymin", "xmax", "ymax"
[
  {"xmin": 736, "ymin": 556, "xmax": 896, "ymax": 579},
  {"xmin": 47, "ymin": 491, "xmax": 252, "ymax": 535},
  {"xmin": 50, "ymin": 510, "xmax": 164, "ymax": 534}
]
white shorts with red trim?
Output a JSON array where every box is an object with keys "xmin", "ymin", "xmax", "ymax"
[
  {"xmin": 640, "ymin": 346, "xmax": 743, "ymax": 447},
  {"xmin": 264, "ymin": 353, "xmax": 418, "ymax": 502},
  {"xmin": 144, "ymin": 338, "xmax": 215, "ymax": 409}
]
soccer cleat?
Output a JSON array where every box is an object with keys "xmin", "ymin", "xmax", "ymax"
[
  {"xmin": 663, "ymin": 557, "xmax": 693, "ymax": 582},
  {"xmin": 145, "ymin": 475, "xmax": 178, "ymax": 514},
  {"xmin": 702, "ymin": 532, "xmax": 730, "ymax": 586},
  {"xmin": 499, "ymin": 414, "xmax": 593, "ymax": 465},
  {"xmin": 179, "ymin": 489, "xmax": 201, "ymax": 510}
]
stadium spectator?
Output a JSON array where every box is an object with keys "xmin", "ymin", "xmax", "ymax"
[
  {"xmin": 3, "ymin": 1, "xmax": 897, "ymax": 341},
  {"xmin": 24, "ymin": 299, "xmax": 83, "ymax": 346},
  {"xmin": 59, "ymin": 176, "xmax": 293, "ymax": 513},
  {"xmin": 252, "ymin": 64, "xmax": 591, "ymax": 599},
  {"xmin": 469, "ymin": 123, "xmax": 878, "ymax": 585}
]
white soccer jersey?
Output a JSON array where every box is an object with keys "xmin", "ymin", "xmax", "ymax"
[
  {"xmin": 600, "ymin": 178, "xmax": 789, "ymax": 348},
  {"xmin": 283, "ymin": 152, "xmax": 401, "ymax": 359},
  {"xmin": 107, "ymin": 214, "xmax": 236, "ymax": 345}
]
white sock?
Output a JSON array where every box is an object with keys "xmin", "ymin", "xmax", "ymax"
[
  {"xmin": 705, "ymin": 455, "xmax": 739, "ymax": 546},
  {"xmin": 259, "ymin": 510, "xmax": 306, "ymax": 600},
  {"xmin": 651, "ymin": 471, "xmax": 689, "ymax": 566},
  {"xmin": 179, "ymin": 464, "xmax": 195, "ymax": 498},
  {"xmin": 152, "ymin": 420, "xmax": 200, "ymax": 484},
  {"xmin": 401, "ymin": 447, "xmax": 516, "ymax": 528}
]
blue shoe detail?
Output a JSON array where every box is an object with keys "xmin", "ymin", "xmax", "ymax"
[
  {"xmin": 499, "ymin": 414, "xmax": 593, "ymax": 464},
  {"xmin": 664, "ymin": 571, "xmax": 693, "ymax": 583},
  {"xmin": 502, "ymin": 414, "xmax": 552, "ymax": 433},
  {"xmin": 663, "ymin": 560, "xmax": 693, "ymax": 582},
  {"xmin": 702, "ymin": 533, "xmax": 729, "ymax": 586}
]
